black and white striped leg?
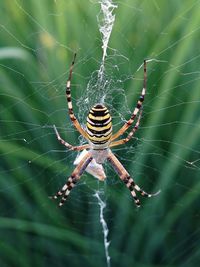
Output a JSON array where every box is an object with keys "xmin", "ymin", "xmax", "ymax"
[
  {"xmin": 109, "ymin": 110, "xmax": 143, "ymax": 148},
  {"xmin": 107, "ymin": 151, "xmax": 160, "ymax": 207},
  {"xmin": 53, "ymin": 125, "xmax": 89, "ymax": 151},
  {"xmin": 65, "ymin": 54, "xmax": 88, "ymax": 140},
  {"xmin": 52, "ymin": 151, "xmax": 93, "ymax": 206},
  {"xmin": 111, "ymin": 60, "xmax": 147, "ymax": 141},
  {"xmin": 123, "ymin": 175, "xmax": 160, "ymax": 200},
  {"xmin": 53, "ymin": 176, "xmax": 78, "ymax": 206}
]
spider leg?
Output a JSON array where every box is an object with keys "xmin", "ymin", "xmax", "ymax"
[
  {"xmin": 66, "ymin": 53, "xmax": 88, "ymax": 140},
  {"xmin": 111, "ymin": 60, "xmax": 147, "ymax": 141},
  {"xmin": 109, "ymin": 109, "xmax": 142, "ymax": 148},
  {"xmin": 52, "ymin": 151, "xmax": 93, "ymax": 206},
  {"xmin": 53, "ymin": 125, "xmax": 89, "ymax": 151},
  {"xmin": 107, "ymin": 151, "xmax": 160, "ymax": 207}
]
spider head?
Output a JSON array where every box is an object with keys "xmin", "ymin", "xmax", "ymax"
[{"xmin": 86, "ymin": 104, "xmax": 112, "ymax": 146}]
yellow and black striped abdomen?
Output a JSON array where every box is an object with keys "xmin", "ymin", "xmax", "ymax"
[{"xmin": 86, "ymin": 104, "xmax": 112, "ymax": 145}]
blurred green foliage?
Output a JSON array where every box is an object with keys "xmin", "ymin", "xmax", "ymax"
[{"xmin": 0, "ymin": 0, "xmax": 200, "ymax": 267}]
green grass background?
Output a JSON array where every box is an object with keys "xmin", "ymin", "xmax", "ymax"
[{"xmin": 1, "ymin": 0, "xmax": 200, "ymax": 266}]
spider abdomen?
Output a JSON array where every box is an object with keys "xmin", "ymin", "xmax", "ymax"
[{"xmin": 86, "ymin": 104, "xmax": 112, "ymax": 145}]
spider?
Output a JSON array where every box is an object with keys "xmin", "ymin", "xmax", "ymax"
[{"xmin": 52, "ymin": 54, "xmax": 160, "ymax": 207}]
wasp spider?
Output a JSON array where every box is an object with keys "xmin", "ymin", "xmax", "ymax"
[{"xmin": 52, "ymin": 54, "xmax": 160, "ymax": 207}]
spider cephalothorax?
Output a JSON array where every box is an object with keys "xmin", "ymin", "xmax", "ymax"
[{"xmin": 52, "ymin": 54, "xmax": 160, "ymax": 207}]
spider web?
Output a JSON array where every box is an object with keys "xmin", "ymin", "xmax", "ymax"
[{"xmin": 0, "ymin": 1, "xmax": 200, "ymax": 267}]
